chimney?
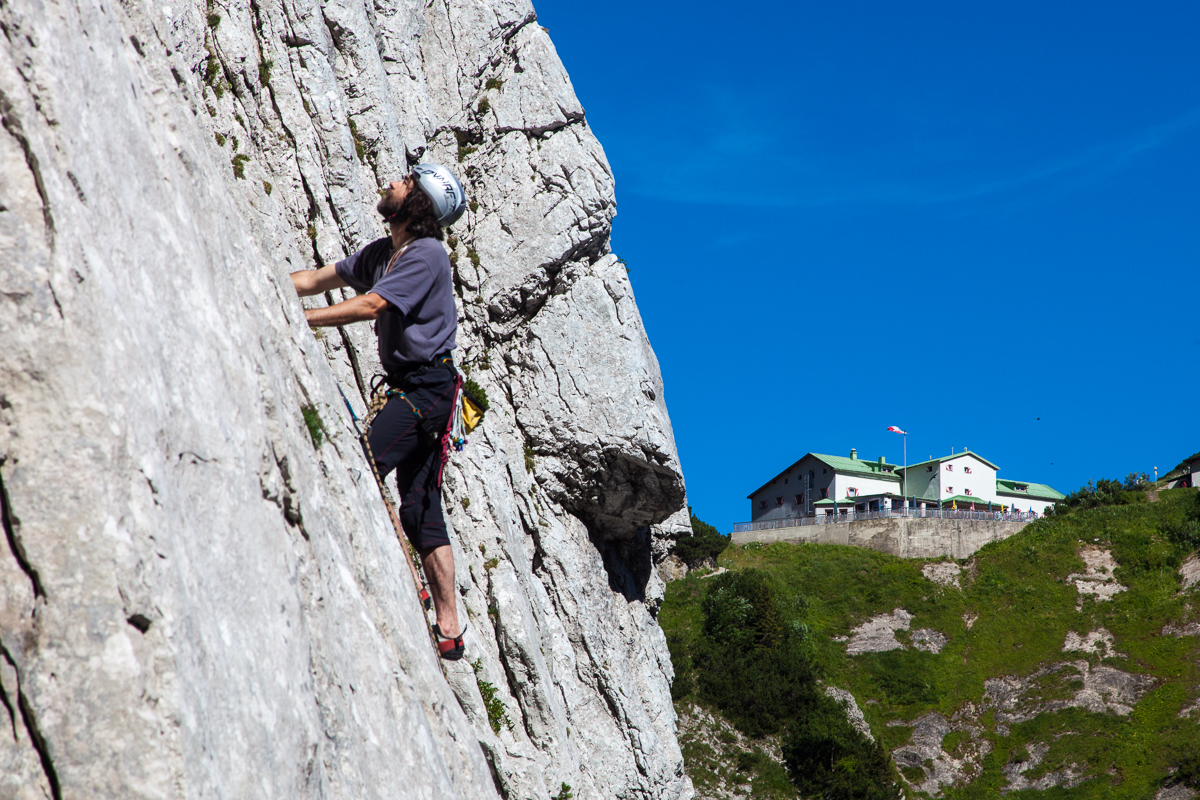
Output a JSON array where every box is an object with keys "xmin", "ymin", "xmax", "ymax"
[
  {"xmin": 879, "ymin": 456, "xmax": 885, "ymax": 467},
  {"xmin": 850, "ymin": 448, "xmax": 857, "ymax": 460}
]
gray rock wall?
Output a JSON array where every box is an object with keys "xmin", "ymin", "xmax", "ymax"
[{"xmin": 0, "ymin": 0, "xmax": 693, "ymax": 797}]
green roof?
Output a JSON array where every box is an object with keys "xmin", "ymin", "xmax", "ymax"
[
  {"xmin": 996, "ymin": 479, "xmax": 1065, "ymax": 501},
  {"xmin": 748, "ymin": 452, "xmax": 901, "ymax": 497},
  {"xmin": 903, "ymin": 451, "xmax": 1001, "ymax": 471},
  {"xmin": 810, "ymin": 453, "xmax": 902, "ymax": 481},
  {"xmin": 941, "ymin": 495, "xmax": 999, "ymax": 506}
]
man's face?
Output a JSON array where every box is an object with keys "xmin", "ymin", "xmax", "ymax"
[{"xmin": 377, "ymin": 175, "xmax": 414, "ymax": 218}]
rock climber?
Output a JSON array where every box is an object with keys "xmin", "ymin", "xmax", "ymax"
[{"xmin": 289, "ymin": 164, "xmax": 468, "ymax": 660}]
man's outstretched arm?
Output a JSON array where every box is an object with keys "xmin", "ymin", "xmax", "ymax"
[
  {"xmin": 290, "ymin": 264, "xmax": 388, "ymax": 327},
  {"xmin": 290, "ymin": 264, "xmax": 347, "ymax": 297},
  {"xmin": 303, "ymin": 293, "xmax": 390, "ymax": 327}
]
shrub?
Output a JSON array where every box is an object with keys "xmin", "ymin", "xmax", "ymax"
[
  {"xmin": 1051, "ymin": 477, "xmax": 1146, "ymax": 515},
  {"xmin": 485, "ymin": 77, "xmax": 503, "ymax": 91},
  {"xmin": 1174, "ymin": 746, "xmax": 1200, "ymax": 789},
  {"xmin": 671, "ymin": 509, "xmax": 729, "ymax": 568},
  {"xmin": 783, "ymin": 710, "xmax": 898, "ymax": 800}
]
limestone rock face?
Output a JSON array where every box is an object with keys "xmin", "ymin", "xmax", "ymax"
[{"xmin": 0, "ymin": 0, "xmax": 692, "ymax": 798}]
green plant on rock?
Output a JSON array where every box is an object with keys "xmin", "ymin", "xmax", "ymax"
[
  {"xmin": 467, "ymin": 247, "xmax": 480, "ymax": 267},
  {"xmin": 300, "ymin": 404, "xmax": 325, "ymax": 448},
  {"xmin": 470, "ymin": 660, "xmax": 512, "ymax": 735},
  {"xmin": 523, "ymin": 440, "xmax": 536, "ymax": 472},
  {"xmin": 206, "ymin": 12, "xmax": 221, "ymax": 28},
  {"xmin": 469, "ymin": 199, "xmax": 479, "ymax": 213},
  {"xmin": 348, "ymin": 117, "xmax": 366, "ymax": 161},
  {"xmin": 551, "ymin": 783, "xmax": 573, "ymax": 800},
  {"xmin": 258, "ymin": 59, "xmax": 273, "ymax": 86},
  {"xmin": 214, "ymin": 131, "xmax": 226, "ymax": 147},
  {"xmin": 262, "ymin": 180, "xmax": 272, "ymax": 195},
  {"xmin": 461, "ymin": 497, "xmax": 470, "ymax": 510},
  {"xmin": 485, "ymin": 77, "xmax": 503, "ymax": 91},
  {"xmin": 463, "ymin": 378, "xmax": 489, "ymax": 412},
  {"xmin": 231, "ymin": 153, "xmax": 250, "ymax": 179},
  {"xmin": 454, "ymin": 130, "xmax": 478, "ymax": 162},
  {"xmin": 477, "ymin": 97, "xmax": 490, "ymax": 114}
]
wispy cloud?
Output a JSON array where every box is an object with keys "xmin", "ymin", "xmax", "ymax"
[{"xmin": 609, "ymin": 101, "xmax": 1200, "ymax": 211}]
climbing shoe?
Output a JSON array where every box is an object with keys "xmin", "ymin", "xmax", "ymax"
[
  {"xmin": 432, "ymin": 623, "xmax": 466, "ymax": 661},
  {"xmin": 419, "ymin": 587, "xmax": 433, "ymax": 612}
]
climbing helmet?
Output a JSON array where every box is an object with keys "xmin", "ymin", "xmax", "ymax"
[{"xmin": 411, "ymin": 163, "xmax": 467, "ymax": 227}]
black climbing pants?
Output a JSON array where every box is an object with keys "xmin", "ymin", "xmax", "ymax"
[{"xmin": 366, "ymin": 365, "xmax": 457, "ymax": 551}]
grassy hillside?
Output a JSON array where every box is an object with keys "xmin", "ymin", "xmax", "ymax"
[{"xmin": 662, "ymin": 488, "xmax": 1200, "ymax": 798}]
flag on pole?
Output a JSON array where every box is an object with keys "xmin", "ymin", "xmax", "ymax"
[{"xmin": 887, "ymin": 426, "xmax": 907, "ymax": 434}]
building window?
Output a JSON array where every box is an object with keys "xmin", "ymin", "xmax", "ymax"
[
  {"xmin": 784, "ymin": 478, "xmax": 788, "ymax": 484},
  {"xmin": 776, "ymin": 497, "xmax": 784, "ymax": 506},
  {"xmin": 822, "ymin": 468, "xmax": 827, "ymax": 474},
  {"xmin": 926, "ymin": 465, "xmax": 933, "ymax": 472},
  {"xmin": 795, "ymin": 494, "xmax": 803, "ymax": 505},
  {"xmin": 946, "ymin": 486, "xmax": 953, "ymax": 493},
  {"xmin": 809, "ymin": 470, "xmax": 815, "ymax": 486},
  {"xmin": 759, "ymin": 500, "xmax": 767, "ymax": 510},
  {"xmin": 819, "ymin": 488, "xmax": 829, "ymax": 500},
  {"xmin": 964, "ymin": 466, "xmax": 972, "ymax": 474},
  {"xmin": 946, "ymin": 464, "xmax": 953, "ymax": 471},
  {"xmin": 847, "ymin": 487, "xmax": 858, "ymax": 497},
  {"xmin": 965, "ymin": 488, "xmax": 973, "ymax": 496},
  {"xmin": 1015, "ymin": 484, "xmax": 1028, "ymax": 492}
]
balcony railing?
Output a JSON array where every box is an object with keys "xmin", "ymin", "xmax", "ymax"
[{"xmin": 732, "ymin": 508, "xmax": 1038, "ymax": 533}]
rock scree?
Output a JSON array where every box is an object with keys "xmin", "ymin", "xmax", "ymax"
[{"xmin": 0, "ymin": 1, "xmax": 695, "ymax": 798}]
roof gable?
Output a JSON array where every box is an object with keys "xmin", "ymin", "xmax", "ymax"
[{"xmin": 904, "ymin": 451, "xmax": 1001, "ymax": 471}]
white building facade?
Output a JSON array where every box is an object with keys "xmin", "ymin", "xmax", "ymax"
[{"xmin": 747, "ymin": 448, "xmax": 1063, "ymax": 523}]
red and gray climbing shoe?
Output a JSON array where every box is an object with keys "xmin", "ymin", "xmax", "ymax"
[
  {"xmin": 432, "ymin": 623, "xmax": 466, "ymax": 661},
  {"xmin": 419, "ymin": 587, "xmax": 433, "ymax": 611}
]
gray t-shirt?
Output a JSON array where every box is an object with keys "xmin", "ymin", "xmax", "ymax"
[{"xmin": 335, "ymin": 236, "xmax": 456, "ymax": 372}]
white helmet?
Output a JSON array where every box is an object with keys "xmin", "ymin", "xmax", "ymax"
[{"xmin": 411, "ymin": 163, "xmax": 467, "ymax": 227}]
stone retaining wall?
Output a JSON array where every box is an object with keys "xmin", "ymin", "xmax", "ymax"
[{"xmin": 731, "ymin": 518, "xmax": 1031, "ymax": 559}]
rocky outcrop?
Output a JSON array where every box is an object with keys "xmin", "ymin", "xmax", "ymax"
[{"xmin": 0, "ymin": 0, "xmax": 692, "ymax": 798}]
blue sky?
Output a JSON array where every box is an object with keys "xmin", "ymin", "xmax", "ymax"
[{"xmin": 534, "ymin": 0, "xmax": 1200, "ymax": 533}]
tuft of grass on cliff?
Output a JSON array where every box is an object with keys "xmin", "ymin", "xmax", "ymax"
[{"xmin": 662, "ymin": 488, "xmax": 1200, "ymax": 799}]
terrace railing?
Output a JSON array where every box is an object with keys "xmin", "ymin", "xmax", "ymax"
[{"xmin": 732, "ymin": 507, "xmax": 1038, "ymax": 533}]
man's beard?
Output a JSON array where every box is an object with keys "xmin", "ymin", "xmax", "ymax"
[{"xmin": 377, "ymin": 188, "xmax": 405, "ymax": 220}]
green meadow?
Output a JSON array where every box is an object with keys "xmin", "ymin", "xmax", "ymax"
[{"xmin": 662, "ymin": 488, "xmax": 1200, "ymax": 798}]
